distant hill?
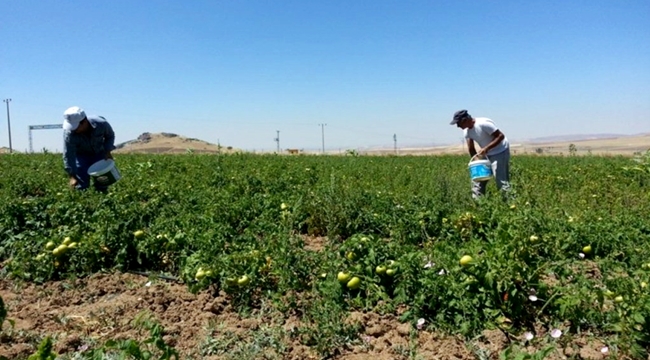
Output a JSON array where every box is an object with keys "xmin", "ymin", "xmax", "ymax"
[
  {"xmin": 526, "ymin": 133, "xmax": 646, "ymax": 144},
  {"xmin": 114, "ymin": 132, "xmax": 236, "ymax": 154}
]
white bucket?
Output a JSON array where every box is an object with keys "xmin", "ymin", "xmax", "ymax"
[
  {"xmin": 88, "ymin": 159, "xmax": 121, "ymax": 186},
  {"xmin": 468, "ymin": 157, "xmax": 492, "ymax": 182}
]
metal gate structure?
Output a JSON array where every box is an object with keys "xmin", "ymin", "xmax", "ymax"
[{"xmin": 28, "ymin": 124, "xmax": 62, "ymax": 153}]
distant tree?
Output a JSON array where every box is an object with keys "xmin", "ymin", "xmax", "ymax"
[{"xmin": 569, "ymin": 143, "xmax": 577, "ymax": 156}]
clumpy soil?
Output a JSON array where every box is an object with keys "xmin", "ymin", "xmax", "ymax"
[{"xmin": 0, "ymin": 272, "xmax": 611, "ymax": 359}]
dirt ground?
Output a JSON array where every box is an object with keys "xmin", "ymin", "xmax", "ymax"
[{"xmin": 0, "ymin": 271, "xmax": 615, "ymax": 359}]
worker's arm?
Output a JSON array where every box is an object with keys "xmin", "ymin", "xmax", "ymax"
[
  {"xmin": 477, "ymin": 130, "xmax": 505, "ymax": 157},
  {"xmin": 467, "ymin": 139, "xmax": 477, "ymax": 157},
  {"xmin": 63, "ymin": 131, "xmax": 78, "ymax": 186}
]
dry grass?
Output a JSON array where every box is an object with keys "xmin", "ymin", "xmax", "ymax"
[
  {"xmin": 107, "ymin": 132, "xmax": 650, "ymax": 156},
  {"xmin": 362, "ymin": 134, "xmax": 650, "ymax": 156}
]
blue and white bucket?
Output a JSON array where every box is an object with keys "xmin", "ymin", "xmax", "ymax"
[{"xmin": 468, "ymin": 157, "xmax": 492, "ymax": 182}]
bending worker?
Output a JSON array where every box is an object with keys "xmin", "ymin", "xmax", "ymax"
[
  {"xmin": 62, "ymin": 106, "xmax": 116, "ymax": 191},
  {"xmin": 450, "ymin": 109, "xmax": 511, "ymax": 198}
]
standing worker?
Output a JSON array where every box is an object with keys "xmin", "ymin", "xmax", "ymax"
[
  {"xmin": 450, "ymin": 109, "xmax": 511, "ymax": 198},
  {"xmin": 62, "ymin": 106, "xmax": 116, "ymax": 191}
]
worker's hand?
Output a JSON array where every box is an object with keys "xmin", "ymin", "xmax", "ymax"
[
  {"xmin": 477, "ymin": 148, "xmax": 488, "ymax": 158},
  {"xmin": 69, "ymin": 176, "xmax": 78, "ymax": 188}
]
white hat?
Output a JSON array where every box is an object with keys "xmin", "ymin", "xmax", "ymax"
[{"xmin": 63, "ymin": 106, "xmax": 87, "ymax": 131}]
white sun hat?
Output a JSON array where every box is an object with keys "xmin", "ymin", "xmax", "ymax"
[{"xmin": 63, "ymin": 106, "xmax": 87, "ymax": 131}]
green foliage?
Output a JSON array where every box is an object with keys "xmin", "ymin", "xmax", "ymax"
[
  {"xmin": 27, "ymin": 337, "xmax": 56, "ymax": 360},
  {"xmin": 1, "ymin": 153, "xmax": 649, "ymax": 357}
]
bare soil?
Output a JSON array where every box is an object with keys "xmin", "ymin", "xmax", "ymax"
[{"xmin": 0, "ymin": 271, "xmax": 619, "ymax": 359}]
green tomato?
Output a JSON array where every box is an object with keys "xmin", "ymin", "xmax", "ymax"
[
  {"xmin": 52, "ymin": 244, "xmax": 68, "ymax": 257},
  {"xmin": 375, "ymin": 265, "xmax": 387, "ymax": 275},
  {"xmin": 347, "ymin": 277, "xmax": 361, "ymax": 290},
  {"xmin": 459, "ymin": 255, "xmax": 473, "ymax": 267},
  {"xmin": 134, "ymin": 230, "xmax": 145, "ymax": 239},
  {"xmin": 62, "ymin": 237, "xmax": 73, "ymax": 246},
  {"xmin": 337, "ymin": 272, "xmax": 351, "ymax": 283},
  {"xmin": 195, "ymin": 270, "xmax": 207, "ymax": 280},
  {"xmin": 238, "ymin": 275, "xmax": 251, "ymax": 286},
  {"xmin": 346, "ymin": 252, "xmax": 357, "ymax": 261},
  {"xmin": 614, "ymin": 295, "xmax": 624, "ymax": 303},
  {"xmin": 582, "ymin": 245, "xmax": 592, "ymax": 254},
  {"xmin": 386, "ymin": 268, "xmax": 397, "ymax": 277},
  {"xmin": 45, "ymin": 241, "xmax": 56, "ymax": 250},
  {"xmin": 67, "ymin": 242, "xmax": 78, "ymax": 249}
]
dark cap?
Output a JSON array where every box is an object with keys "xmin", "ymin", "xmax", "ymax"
[{"xmin": 450, "ymin": 109, "xmax": 471, "ymax": 125}]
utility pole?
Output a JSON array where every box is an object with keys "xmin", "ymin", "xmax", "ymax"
[
  {"xmin": 318, "ymin": 123, "xmax": 327, "ymax": 154},
  {"xmin": 3, "ymin": 99, "xmax": 12, "ymax": 153},
  {"xmin": 393, "ymin": 134, "xmax": 397, "ymax": 154},
  {"xmin": 274, "ymin": 130, "xmax": 280, "ymax": 153}
]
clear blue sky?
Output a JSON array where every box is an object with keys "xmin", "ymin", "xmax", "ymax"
[{"xmin": 1, "ymin": 0, "xmax": 649, "ymax": 152}]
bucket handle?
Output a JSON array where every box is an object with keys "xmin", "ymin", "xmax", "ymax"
[{"xmin": 470, "ymin": 154, "xmax": 489, "ymax": 162}]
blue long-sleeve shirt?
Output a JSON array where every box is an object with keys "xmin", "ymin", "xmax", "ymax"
[{"xmin": 63, "ymin": 116, "xmax": 116, "ymax": 176}]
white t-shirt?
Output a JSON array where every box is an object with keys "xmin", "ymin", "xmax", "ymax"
[{"xmin": 464, "ymin": 117, "xmax": 509, "ymax": 156}]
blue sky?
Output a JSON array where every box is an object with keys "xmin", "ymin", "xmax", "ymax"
[{"xmin": 1, "ymin": 0, "xmax": 649, "ymax": 152}]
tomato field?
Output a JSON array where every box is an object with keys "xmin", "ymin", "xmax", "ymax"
[{"xmin": 1, "ymin": 152, "xmax": 649, "ymax": 359}]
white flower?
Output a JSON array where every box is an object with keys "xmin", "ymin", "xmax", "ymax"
[
  {"xmin": 579, "ymin": 253, "xmax": 585, "ymax": 259},
  {"xmin": 437, "ymin": 269, "xmax": 446, "ymax": 276},
  {"xmin": 145, "ymin": 281, "xmax": 152, "ymax": 287},
  {"xmin": 550, "ymin": 329, "xmax": 562, "ymax": 338},
  {"xmin": 524, "ymin": 331, "xmax": 534, "ymax": 341},
  {"xmin": 528, "ymin": 295, "xmax": 538, "ymax": 302},
  {"xmin": 416, "ymin": 318, "xmax": 426, "ymax": 330},
  {"xmin": 601, "ymin": 346, "xmax": 608, "ymax": 354},
  {"xmin": 424, "ymin": 261, "xmax": 434, "ymax": 269}
]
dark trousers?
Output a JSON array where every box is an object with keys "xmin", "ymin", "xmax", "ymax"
[{"xmin": 75, "ymin": 153, "xmax": 108, "ymax": 191}]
